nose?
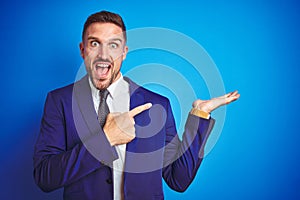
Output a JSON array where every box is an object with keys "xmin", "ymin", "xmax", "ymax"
[{"xmin": 97, "ymin": 45, "xmax": 109, "ymax": 59}]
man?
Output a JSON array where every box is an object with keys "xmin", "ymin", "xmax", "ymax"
[{"xmin": 33, "ymin": 11, "xmax": 240, "ymax": 200}]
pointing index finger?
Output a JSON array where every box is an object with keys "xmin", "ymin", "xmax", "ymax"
[{"xmin": 129, "ymin": 103, "xmax": 152, "ymax": 118}]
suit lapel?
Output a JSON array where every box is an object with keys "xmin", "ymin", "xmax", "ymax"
[
  {"xmin": 73, "ymin": 75, "xmax": 101, "ymax": 136},
  {"xmin": 123, "ymin": 77, "xmax": 145, "ymax": 153},
  {"xmin": 74, "ymin": 76, "xmax": 146, "ymax": 142},
  {"xmin": 72, "ymin": 75, "xmax": 118, "ymax": 165}
]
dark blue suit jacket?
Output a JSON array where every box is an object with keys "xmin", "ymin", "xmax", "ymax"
[{"xmin": 33, "ymin": 76, "xmax": 215, "ymax": 200}]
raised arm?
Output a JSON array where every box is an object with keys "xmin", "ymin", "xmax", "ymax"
[{"xmin": 163, "ymin": 91, "xmax": 240, "ymax": 192}]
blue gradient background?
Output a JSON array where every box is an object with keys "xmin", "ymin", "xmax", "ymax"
[{"xmin": 1, "ymin": 0, "xmax": 299, "ymax": 199}]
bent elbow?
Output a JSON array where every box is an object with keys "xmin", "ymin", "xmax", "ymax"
[
  {"xmin": 33, "ymin": 168, "xmax": 57, "ymax": 193},
  {"xmin": 172, "ymin": 184, "xmax": 189, "ymax": 193},
  {"xmin": 37, "ymin": 183, "xmax": 55, "ymax": 193},
  {"xmin": 166, "ymin": 179, "xmax": 191, "ymax": 193}
]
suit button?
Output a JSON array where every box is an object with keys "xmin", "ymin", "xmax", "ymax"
[{"xmin": 106, "ymin": 179, "xmax": 112, "ymax": 184}]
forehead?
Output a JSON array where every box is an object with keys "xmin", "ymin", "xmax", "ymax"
[{"xmin": 84, "ymin": 22, "xmax": 125, "ymax": 41}]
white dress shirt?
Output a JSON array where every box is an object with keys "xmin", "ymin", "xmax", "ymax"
[{"xmin": 89, "ymin": 75, "xmax": 129, "ymax": 200}]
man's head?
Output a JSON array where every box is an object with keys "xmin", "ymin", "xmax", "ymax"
[{"xmin": 80, "ymin": 11, "xmax": 128, "ymax": 90}]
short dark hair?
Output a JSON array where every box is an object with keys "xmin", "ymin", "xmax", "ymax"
[{"xmin": 82, "ymin": 10, "xmax": 127, "ymax": 41}]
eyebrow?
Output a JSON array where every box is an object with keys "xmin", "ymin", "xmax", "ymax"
[{"xmin": 87, "ymin": 36, "xmax": 123, "ymax": 43}]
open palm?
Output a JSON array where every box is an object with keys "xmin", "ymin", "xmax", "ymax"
[{"xmin": 193, "ymin": 91, "xmax": 240, "ymax": 113}]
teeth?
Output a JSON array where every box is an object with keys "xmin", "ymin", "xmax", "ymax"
[{"xmin": 96, "ymin": 63, "xmax": 110, "ymax": 68}]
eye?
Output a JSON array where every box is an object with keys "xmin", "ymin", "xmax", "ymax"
[
  {"xmin": 109, "ymin": 43, "xmax": 119, "ymax": 49},
  {"xmin": 91, "ymin": 41, "xmax": 99, "ymax": 47}
]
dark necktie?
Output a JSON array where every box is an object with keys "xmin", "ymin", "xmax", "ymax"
[{"xmin": 98, "ymin": 89, "xmax": 110, "ymax": 127}]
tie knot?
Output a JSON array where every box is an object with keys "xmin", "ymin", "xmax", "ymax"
[{"xmin": 99, "ymin": 89, "xmax": 109, "ymax": 101}]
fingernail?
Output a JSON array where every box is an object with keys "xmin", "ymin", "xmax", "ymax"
[{"xmin": 146, "ymin": 103, "xmax": 152, "ymax": 108}]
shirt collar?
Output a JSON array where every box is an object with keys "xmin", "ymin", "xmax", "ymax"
[{"xmin": 88, "ymin": 74, "xmax": 128, "ymax": 100}]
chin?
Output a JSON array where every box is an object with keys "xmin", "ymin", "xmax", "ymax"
[{"xmin": 94, "ymin": 78, "xmax": 111, "ymax": 90}]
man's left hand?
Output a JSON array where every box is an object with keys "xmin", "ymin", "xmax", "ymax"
[{"xmin": 193, "ymin": 90, "xmax": 240, "ymax": 113}]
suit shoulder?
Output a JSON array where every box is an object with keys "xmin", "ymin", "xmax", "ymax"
[
  {"xmin": 48, "ymin": 82, "xmax": 74, "ymax": 98},
  {"xmin": 137, "ymin": 86, "xmax": 170, "ymax": 104},
  {"xmin": 124, "ymin": 76, "xmax": 170, "ymax": 105}
]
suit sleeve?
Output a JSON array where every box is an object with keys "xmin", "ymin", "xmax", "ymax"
[
  {"xmin": 33, "ymin": 92, "xmax": 117, "ymax": 192},
  {"xmin": 162, "ymin": 100, "xmax": 215, "ymax": 192}
]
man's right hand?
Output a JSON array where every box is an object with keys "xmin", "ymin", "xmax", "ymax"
[{"xmin": 103, "ymin": 103, "xmax": 152, "ymax": 146}]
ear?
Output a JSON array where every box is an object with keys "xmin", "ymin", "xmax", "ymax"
[
  {"xmin": 79, "ymin": 42, "xmax": 85, "ymax": 59},
  {"xmin": 122, "ymin": 46, "xmax": 129, "ymax": 60}
]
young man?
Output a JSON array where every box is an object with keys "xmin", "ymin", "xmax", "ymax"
[{"xmin": 33, "ymin": 11, "xmax": 240, "ymax": 200}]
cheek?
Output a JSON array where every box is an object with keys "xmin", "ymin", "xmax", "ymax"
[
  {"xmin": 113, "ymin": 59, "xmax": 122, "ymax": 70},
  {"xmin": 111, "ymin": 51, "xmax": 124, "ymax": 60},
  {"xmin": 85, "ymin": 51, "xmax": 98, "ymax": 63},
  {"xmin": 85, "ymin": 47, "xmax": 97, "ymax": 57}
]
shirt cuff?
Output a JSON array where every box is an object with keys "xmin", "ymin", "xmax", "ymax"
[{"xmin": 190, "ymin": 108, "xmax": 210, "ymax": 119}]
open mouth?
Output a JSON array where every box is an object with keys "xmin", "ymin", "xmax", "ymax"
[{"xmin": 94, "ymin": 62, "xmax": 112, "ymax": 79}]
